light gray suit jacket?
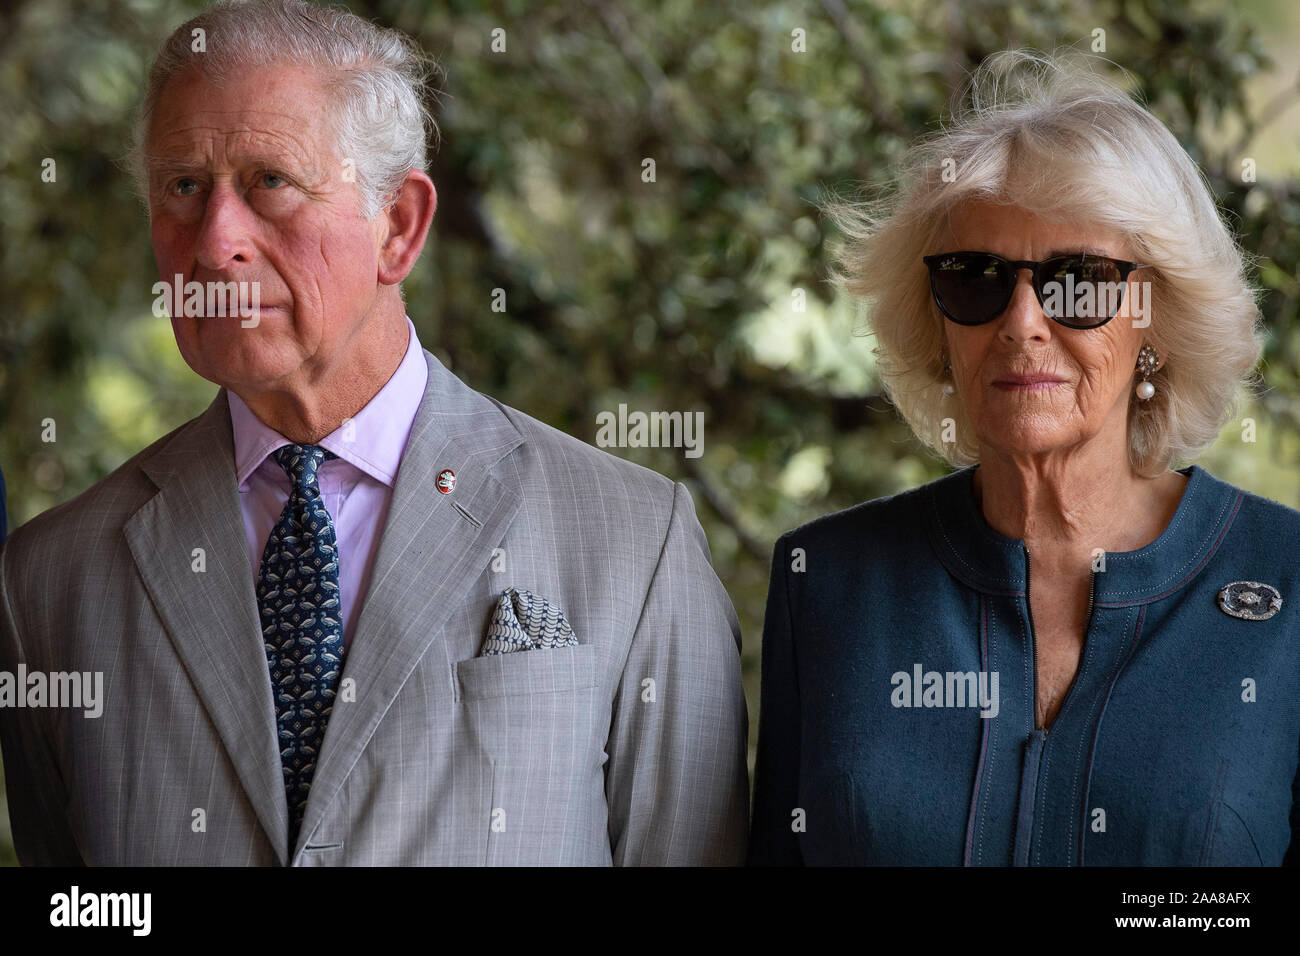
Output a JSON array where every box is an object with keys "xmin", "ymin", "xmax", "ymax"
[{"xmin": 0, "ymin": 351, "xmax": 749, "ymax": 865}]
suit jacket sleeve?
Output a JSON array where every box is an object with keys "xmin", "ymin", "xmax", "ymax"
[
  {"xmin": 0, "ymin": 543, "xmax": 85, "ymax": 865},
  {"xmin": 603, "ymin": 480, "xmax": 749, "ymax": 864},
  {"xmin": 748, "ymin": 532, "xmax": 803, "ymax": 864}
]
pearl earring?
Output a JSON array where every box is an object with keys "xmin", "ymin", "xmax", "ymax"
[
  {"xmin": 942, "ymin": 363, "xmax": 956, "ymax": 395},
  {"xmin": 1135, "ymin": 344, "xmax": 1159, "ymax": 401}
]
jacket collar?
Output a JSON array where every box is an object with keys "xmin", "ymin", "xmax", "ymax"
[{"xmin": 924, "ymin": 463, "xmax": 1243, "ymax": 605}]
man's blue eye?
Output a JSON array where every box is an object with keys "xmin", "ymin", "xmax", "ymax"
[{"xmin": 262, "ymin": 173, "xmax": 286, "ymax": 189}]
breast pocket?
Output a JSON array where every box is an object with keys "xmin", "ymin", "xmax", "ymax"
[
  {"xmin": 453, "ymin": 643, "xmax": 607, "ymax": 864},
  {"xmin": 455, "ymin": 642, "xmax": 598, "ymax": 702}
]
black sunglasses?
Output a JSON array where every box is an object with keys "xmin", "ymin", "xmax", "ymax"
[{"xmin": 922, "ymin": 250, "xmax": 1149, "ymax": 329}]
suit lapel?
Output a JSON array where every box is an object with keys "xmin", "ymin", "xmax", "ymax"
[
  {"xmin": 124, "ymin": 391, "xmax": 290, "ymax": 865},
  {"xmin": 294, "ymin": 351, "xmax": 524, "ymax": 859}
]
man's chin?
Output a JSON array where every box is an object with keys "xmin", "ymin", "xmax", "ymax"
[{"xmin": 175, "ymin": 331, "xmax": 302, "ymax": 391}]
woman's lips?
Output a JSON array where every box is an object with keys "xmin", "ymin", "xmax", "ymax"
[{"xmin": 992, "ymin": 375, "xmax": 1066, "ymax": 392}]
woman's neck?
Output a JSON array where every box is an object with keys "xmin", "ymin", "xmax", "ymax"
[{"xmin": 971, "ymin": 451, "xmax": 1187, "ymax": 569}]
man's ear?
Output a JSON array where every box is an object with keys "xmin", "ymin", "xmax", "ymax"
[{"xmin": 377, "ymin": 169, "xmax": 437, "ymax": 286}]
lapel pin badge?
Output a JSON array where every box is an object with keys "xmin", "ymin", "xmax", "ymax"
[
  {"xmin": 1216, "ymin": 580, "xmax": 1282, "ymax": 621},
  {"xmin": 437, "ymin": 468, "xmax": 456, "ymax": 494}
]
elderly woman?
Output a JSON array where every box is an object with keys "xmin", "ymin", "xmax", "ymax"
[{"xmin": 748, "ymin": 50, "xmax": 1299, "ymax": 866}]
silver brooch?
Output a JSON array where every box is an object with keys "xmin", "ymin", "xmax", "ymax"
[{"xmin": 1216, "ymin": 581, "xmax": 1283, "ymax": 621}]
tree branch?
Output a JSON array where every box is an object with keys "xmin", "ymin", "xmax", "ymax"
[{"xmin": 682, "ymin": 454, "xmax": 771, "ymax": 565}]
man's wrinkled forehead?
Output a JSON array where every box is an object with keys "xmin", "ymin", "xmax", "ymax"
[
  {"xmin": 146, "ymin": 65, "xmax": 335, "ymax": 170},
  {"xmin": 150, "ymin": 120, "xmax": 316, "ymax": 172}
]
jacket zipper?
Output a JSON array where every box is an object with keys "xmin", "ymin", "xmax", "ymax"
[
  {"xmin": 1085, "ymin": 560, "xmax": 1096, "ymax": 628},
  {"xmin": 1024, "ymin": 543, "xmax": 1097, "ymax": 734},
  {"xmin": 1024, "ymin": 544, "xmax": 1042, "ymax": 733},
  {"xmin": 1016, "ymin": 543, "xmax": 1046, "ymax": 866},
  {"xmin": 1017, "ymin": 543, "xmax": 1097, "ymax": 866}
]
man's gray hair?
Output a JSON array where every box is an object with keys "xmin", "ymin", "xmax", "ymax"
[{"xmin": 130, "ymin": 0, "xmax": 440, "ymax": 219}]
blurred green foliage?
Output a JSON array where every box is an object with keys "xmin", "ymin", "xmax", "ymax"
[{"xmin": 1, "ymin": 0, "xmax": 1298, "ymax": 865}]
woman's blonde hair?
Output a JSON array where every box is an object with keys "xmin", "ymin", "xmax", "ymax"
[{"xmin": 825, "ymin": 48, "xmax": 1263, "ymax": 477}]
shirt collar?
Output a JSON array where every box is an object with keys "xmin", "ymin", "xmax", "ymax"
[
  {"xmin": 924, "ymin": 462, "xmax": 1243, "ymax": 605},
  {"xmin": 227, "ymin": 315, "xmax": 429, "ymax": 488}
]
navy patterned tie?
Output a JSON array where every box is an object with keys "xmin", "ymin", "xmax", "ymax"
[{"xmin": 256, "ymin": 443, "xmax": 345, "ymax": 852}]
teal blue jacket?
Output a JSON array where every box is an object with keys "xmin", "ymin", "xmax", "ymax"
[{"xmin": 749, "ymin": 464, "xmax": 1300, "ymax": 865}]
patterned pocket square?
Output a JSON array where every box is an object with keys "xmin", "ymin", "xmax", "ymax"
[{"xmin": 480, "ymin": 586, "xmax": 579, "ymax": 655}]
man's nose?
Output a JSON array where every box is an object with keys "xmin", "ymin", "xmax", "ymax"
[
  {"xmin": 194, "ymin": 186, "xmax": 256, "ymax": 271},
  {"xmin": 998, "ymin": 267, "xmax": 1052, "ymax": 342}
]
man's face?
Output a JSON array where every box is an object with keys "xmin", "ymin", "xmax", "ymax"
[{"xmin": 147, "ymin": 63, "xmax": 387, "ymax": 393}]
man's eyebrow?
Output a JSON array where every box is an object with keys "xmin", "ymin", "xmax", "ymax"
[
  {"xmin": 145, "ymin": 153, "xmax": 308, "ymax": 175},
  {"xmin": 145, "ymin": 157, "xmax": 204, "ymax": 175}
]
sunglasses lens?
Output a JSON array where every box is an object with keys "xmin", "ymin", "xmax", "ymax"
[
  {"xmin": 1038, "ymin": 256, "xmax": 1126, "ymax": 328},
  {"xmin": 929, "ymin": 253, "xmax": 1008, "ymax": 325}
]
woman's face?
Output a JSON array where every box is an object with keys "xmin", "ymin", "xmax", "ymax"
[{"xmin": 938, "ymin": 199, "xmax": 1150, "ymax": 462}]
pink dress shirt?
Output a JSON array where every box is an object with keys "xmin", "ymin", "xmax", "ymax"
[{"xmin": 227, "ymin": 316, "xmax": 429, "ymax": 650}]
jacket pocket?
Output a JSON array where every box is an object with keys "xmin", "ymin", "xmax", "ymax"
[
  {"xmin": 1201, "ymin": 758, "xmax": 1263, "ymax": 866},
  {"xmin": 454, "ymin": 643, "xmax": 606, "ymax": 864},
  {"xmin": 455, "ymin": 642, "xmax": 598, "ymax": 702},
  {"xmin": 799, "ymin": 769, "xmax": 864, "ymax": 865},
  {"xmin": 1205, "ymin": 800, "xmax": 1264, "ymax": 866}
]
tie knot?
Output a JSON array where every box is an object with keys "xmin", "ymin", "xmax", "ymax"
[{"xmin": 272, "ymin": 443, "xmax": 337, "ymax": 491}]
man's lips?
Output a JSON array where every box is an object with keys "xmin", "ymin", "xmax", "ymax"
[
  {"xmin": 231, "ymin": 303, "xmax": 287, "ymax": 314},
  {"xmin": 182, "ymin": 304, "xmax": 287, "ymax": 319}
]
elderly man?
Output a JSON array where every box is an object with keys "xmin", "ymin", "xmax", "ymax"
[{"xmin": 0, "ymin": 0, "xmax": 748, "ymax": 866}]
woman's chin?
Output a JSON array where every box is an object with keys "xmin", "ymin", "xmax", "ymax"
[{"xmin": 980, "ymin": 423, "xmax": 1082, "ymax": 457}]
